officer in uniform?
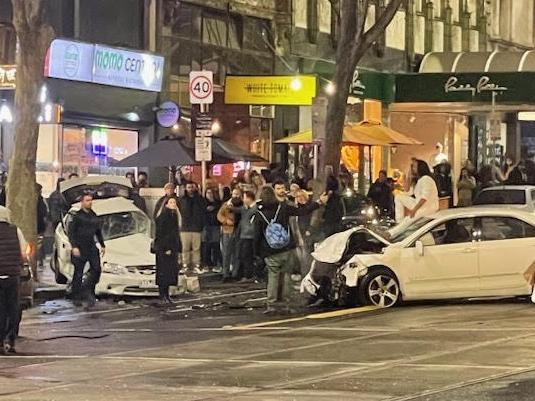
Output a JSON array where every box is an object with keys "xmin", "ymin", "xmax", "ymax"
[{"xmin": 68, "ymin": 193, "xmax": 105, "ymax": 307}]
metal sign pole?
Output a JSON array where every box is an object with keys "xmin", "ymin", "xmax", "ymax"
[{"xmin": 200, "ymin": 103, "xmax": 208, "ymax": 196}]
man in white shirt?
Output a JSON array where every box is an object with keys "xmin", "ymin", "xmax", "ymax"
[{"xmin": 395, "ymin": 159, "xmax": 440, "ymax": 223}]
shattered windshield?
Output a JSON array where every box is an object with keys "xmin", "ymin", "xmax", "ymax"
[
  {"xmin": 388, "ymin": 217, "xmax": 434, "ymax": 243},
  {"xmin": 101, "ymin": 211, "xmax": 150, "ymax": 240}
]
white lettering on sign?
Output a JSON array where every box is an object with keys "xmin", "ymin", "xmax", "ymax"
[
  {"xmin": 444, "ymin": 76, "xmax": 508, "ymax": 96},
  {"xmin": 350, "ymin": 70, "xmax": 366, "ymax": 96}
]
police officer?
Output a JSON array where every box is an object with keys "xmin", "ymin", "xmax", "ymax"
[{"xmin": 68, "ymin": 193, "xmax": 105, "ymax": 307}]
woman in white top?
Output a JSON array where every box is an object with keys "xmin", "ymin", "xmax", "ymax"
[{"xmin": 395, "ymin": 159, "xmax": 439, "ymax": 223}]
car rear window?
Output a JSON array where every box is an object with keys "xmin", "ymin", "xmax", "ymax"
[{"xmin": 473, "ymin": 189, "xmax": 526, "ymax": 205}]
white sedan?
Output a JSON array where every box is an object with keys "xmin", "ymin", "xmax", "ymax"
[
  {"xmin": 303, "ymin": 207, "xmax": 535, "ymax": 307},
  {"xmin": 51, "ymin": 176, "xmax": 167, "ymax": 296}
]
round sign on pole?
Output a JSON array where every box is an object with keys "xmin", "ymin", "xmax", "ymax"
[
  {"xmin": 189, "ymin": 71, "xmax": 214, "ymax": 104},
  {"xmin": 156, "ymin": 101, "xmax": 180, "ymax": 128}
]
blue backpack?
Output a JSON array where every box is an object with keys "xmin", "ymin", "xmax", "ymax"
[{"xmin": 258, "ymin": 204, "xmax": 290, "ymax": 249}]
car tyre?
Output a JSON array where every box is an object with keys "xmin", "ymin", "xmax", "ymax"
[
  {"xmin": 51, "ymin": 251, "xmax": 68, "ymax": 285},
  {"xmin": 358, "ymin": 268, "xmax": 401, "ymax": 308}
]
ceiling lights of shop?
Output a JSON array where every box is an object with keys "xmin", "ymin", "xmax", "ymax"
[{"xmin": 518, "ymin": 112, "xmax": 535, "ymax": 121}]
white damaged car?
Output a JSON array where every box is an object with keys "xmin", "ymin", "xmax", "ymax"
[
  {"xmin": 302, "ymin": 208, "xmax": 535, "ymax": 307},
  {"xmin": 51, "ymin": 176, "xmax": 165, "ymax": 296}
]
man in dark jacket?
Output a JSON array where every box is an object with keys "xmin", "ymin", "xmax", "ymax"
[
  {"xmin": 0, "ymin": 206, "xmax": 27, "ymax": 354},
  {"xmin": 233, "ymin": 191, "xmax": 258, "ymax": 282},
  {"xmin": 254, "ymin": 183, "xmax": 328, "ymax": 314},
  {"xmin": 367, "ymin": 170, "xmax": 394, "ymax": 218},
  {"xmin": 178, "ymin": 182, "xmax": 206, "ymax": 273},
  {"xmin": 48, "ymin": 178, "xmax": 68, "ymax": 229},
  {"xmin": 68, "ymin": 193, "xmax": 105, "ymax": 307}
]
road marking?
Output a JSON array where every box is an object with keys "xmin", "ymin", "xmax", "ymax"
[{"xmin": 230, "ymin": 305, "xmax": 383, "ymax": 329}]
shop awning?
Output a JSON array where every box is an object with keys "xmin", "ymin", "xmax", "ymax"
[
  {"xmin": 275, "ymin": 121, "xmax": 421, "ymax": 146},
  {"xmin": 420, "ymin": 51, "xmax": 535, "ymax": 73}
]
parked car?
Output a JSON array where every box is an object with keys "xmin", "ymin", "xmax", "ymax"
[
  {"xmin": 473, "ymin": 185, "xmax": 535, "ymax": 212},
  {"xmin": 50, "ymin": 176, "xmax": 168, "ymax": 297},
  {"xmin": 302, "ymin": 208, "xmax": 535, "ymax": 307}
]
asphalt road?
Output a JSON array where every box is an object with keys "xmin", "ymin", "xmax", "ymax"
[{"xmin": 2, "ymin": 290, "xmax": 535, "ymax": 400}]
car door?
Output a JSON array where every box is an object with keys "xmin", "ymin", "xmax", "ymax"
[
  {"xmin": 400, "ymin": 217, "xmax": 479, "ymax": 299},
  {"xmin": 55, "ymin": 214, "xmax": 74, "ymax": 278},
  {"xmin": 478, "ymin": 216, "xmax": 535, "ymax": 295}
]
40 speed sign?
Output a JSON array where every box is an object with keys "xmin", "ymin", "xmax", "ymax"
[{"xmin": 189, "ymin": 71, "xmax": 214, "ymax": 104}]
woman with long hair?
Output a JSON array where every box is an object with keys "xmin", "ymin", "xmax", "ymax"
[
  {"xmin": 394, "ymin": 159, "xmax": 439, "ymax": 222},
  {"xmin": 154, "ymin": 198, "xmax": 182, "ymax": 304}
]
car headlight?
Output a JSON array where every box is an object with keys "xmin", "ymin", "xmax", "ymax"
[
  {"xmin": 365, "ymin": 206, "xmax": 376, "ymax": 217},
  {"xmin": 102, "ymin": 263, "xmax": 128, "ymax": 275}
]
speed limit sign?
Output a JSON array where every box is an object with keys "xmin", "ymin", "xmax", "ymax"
[{"xmin": 189, "ymin": 71, "xmax": 214, "ymax": 104}]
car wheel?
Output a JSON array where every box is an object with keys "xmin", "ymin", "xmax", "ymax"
[
  {"xmin": 52, "ymin": 252, "xmax": 68, "ymax": 285},
  {"xmin": 358, "ymin": 268, "xmax": 400, "ymax": 308}
]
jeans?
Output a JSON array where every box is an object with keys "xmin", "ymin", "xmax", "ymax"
[
  {"xmin": 0, "ymin": 276, "xmax": 20, "ymax": 346},
  {"xmin": 72, "ymin": 247, "xmax": 101, "ymax": 301},
  {"xmin": 221, "ymin": 232, "xmax": 238, "ymax": 278},
  {"xmin": 264, "ymin": 250, "xmax": 297, "ymax": 307}
]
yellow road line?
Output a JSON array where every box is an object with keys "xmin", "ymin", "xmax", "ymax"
[{"xmin": 232, "ymin": 305, "xmax": 383, "ymax": 329}]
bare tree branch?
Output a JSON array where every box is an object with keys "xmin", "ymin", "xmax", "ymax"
[
  {"xmin": 357, "ymin": 0, "xmax": 402, "ymax": 53},
  {"xmin": 355, "ymin": 0, "xmax": 370, "ymax": 43}
]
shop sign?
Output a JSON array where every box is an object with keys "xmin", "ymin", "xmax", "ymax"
[
  {"xmin": 0, "ymin": 65, "xmax": 16, "ymax": 89},
  {"xmin": 224, "ymin": 75, "xmax": 317, "ymax": 105},
  {"xmin": 44, "ymin": 39, "xmax": 164, "ymax": 92},
  {"xmin": 156, "ymin": 101, "xmax": 180, "ymax": 128},
  {"xmin": 45, "ymin": 39, "xmax": 94, "ymax": 83},
  {"xmin": 395, "ymin": 72, "xmax": 534, "ymax": 103},
  {"xmin": 93, "ymin": 44, "xmax": 164, "ymax": 92},
  {"xmin": 349, "ymin": 69, "xmax": 396, "ymax": 103}
]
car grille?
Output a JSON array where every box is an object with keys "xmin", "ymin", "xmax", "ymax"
[
  {"xmin": 124, "ymin": 286, "xmax": 159, "ymax": 293},
  {"xmin": 127, "ymin": 266, "xmax": 156, "ymax": 275}
]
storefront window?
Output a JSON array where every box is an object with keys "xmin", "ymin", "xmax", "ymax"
[{"xmin": 250, "ymin": 118, "xmax": 271, "ymax": 161}]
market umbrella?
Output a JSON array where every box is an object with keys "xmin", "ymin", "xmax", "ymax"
[
  {"xmin": 211, "ymin": 137, "xmax": 267, "ymax": 162},
  {"xmin": 275, "ymin": 127, "xmax": 392, "ymax": 146},
  {"xmin": 349, "ymin": 120, "xmax": 423, "ymax": 145}
]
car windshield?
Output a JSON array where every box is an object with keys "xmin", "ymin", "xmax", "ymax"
[
  {"xmin": 388, "ymin": 217, "xmax": 434, "ymax": 243},
  {"xmin": 473, "ymin": 189, "xmax": 526, "ymax": 205},
  {"xmin": 101, "ymin": 211, "xmax": 150, "ymax": 240}
]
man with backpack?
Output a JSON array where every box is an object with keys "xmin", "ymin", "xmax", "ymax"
[{"xmin": 254, "ymin": 182, "xmax": 328, "ymax": 315}]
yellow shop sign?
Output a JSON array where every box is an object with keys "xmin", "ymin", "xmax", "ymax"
[{"xmin": 224, "ymin": 75, "xmax": 317, "ymax": 105}]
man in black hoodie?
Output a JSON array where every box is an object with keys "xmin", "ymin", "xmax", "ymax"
[
  {"xmin": 254, "ymin": 182, "xmax": 328, "ymax": 314},
  {"xmin": 179, "ymin": 182, "xmax": 206, "ymax": 274}
]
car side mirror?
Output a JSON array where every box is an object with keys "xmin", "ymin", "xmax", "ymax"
[{"xmin": 415, "ymin": 240, "xmax": 424, "ymax": 257}]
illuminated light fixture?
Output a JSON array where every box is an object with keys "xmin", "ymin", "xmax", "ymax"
[
  {"xmin": 211, "ymin": 120, "xmax": 222, "ymax": 134},
  {"xmin": 52, "ymin": 160, "xmax": 60, "ymax": 169},
  {"xmin": 124, "ymin": 111, "xmax": 141, "ymax": 122},
  {"xmin": 0, "ymin": 102, "xmax": 13, "ymax": 123},
  {"xmin": 44, "ymin": 103, "xmax": 53, "ymax": 122},
  {"xmin": 325, "ymin": 82, "xmax": 336, "ymax": 95},
  {"xmin": 290, "ymin": 77, "xmax": 302, "ymax": 91},
  {"xmin": 518, "ymin": 112, "xmax": 535, "ymax": 121},
  {"xmin": 409, "ymin": 115, "xmax": 416, "ymax": 123},
  {"xmin": 172, "ymin": 123, "xmax": 180, "ymax": 131},
  {"xmin": 39, "ymin": 85, "xmax": 47, "ymax": 104}
]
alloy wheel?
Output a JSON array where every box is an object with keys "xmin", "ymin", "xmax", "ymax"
[{"xmin": 367, "ymin": 275, "xmax": 399, "ymax": 307}]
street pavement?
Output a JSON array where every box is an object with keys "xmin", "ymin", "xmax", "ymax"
[{"xmin": 2, "ymin": 290, "xmax": 535, "ymax": 400}]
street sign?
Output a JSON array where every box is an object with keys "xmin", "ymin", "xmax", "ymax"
[
  {"xmin": 195, "ymin": 129, "xmax": 212, "ymax": 137},
  {"xmin": 193, "ymin": 109, "xmax": 213, "ymax": 130},
  {"xmin": 189, "ymin": 71, "xmax": 214, "ymax": 104},
  {"xmin": 195, "ymin": 136, "xmax": 212, "ymax": 161}
]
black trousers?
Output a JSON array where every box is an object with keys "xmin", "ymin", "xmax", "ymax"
[
  {"xmin": 238, "ymin": 239, "xmax": 256, "ymax": 279},
  {"xmin": 71, "ymin": 247, "xmax": 101, "ymax": 300},
  {"xmin": 0, "ymin": 276, "xmax": 20, "ymax": 345}
]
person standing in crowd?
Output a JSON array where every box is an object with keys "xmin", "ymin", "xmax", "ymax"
[
  {"xmin": 294, "ymin": 189, "xmax": 314, "ymax": 276},
  {"xmin": 35, "ymin": 184, "xmax": 48, "ymax": 273},
  {"xmin": 137, "ymin": 172, "xmax": 149, "ymax": 188},
  {"xmin": 251, "ymin": 172, "xmax": 266, "ymax": 198},
  {"xmin": 125, "ymin": 172, "xmax": 136, "ymax": 187},
  {"xmin": 178, "ymin": 183, "xmax": 206, "ymax": 274},
  {"xmin": 0, "ymin": 206, "xmax": 27, "ymax": 354},
  {"xmin": 292, "ymin": 166, "xmax": 308, "ymax": 189},
  {"xmin": 154, "ymin": 197, "xmax": 181, "ymax": 305},
  {"xmin": 232, "ymin": 191, "xmax": 258, "ymax": 282},
  {"xmin": 0, "ymin": 172, "xmax": 6, "ymax": 207},
  {"xmin": 395, "ymin": 159, "xmax": 439, "ymax": 223},
  {"xmin": 323, "ymin": 175, "xmax": 344, "ymax": 238},
  {"xmin": 48, "ymin": 178, "xmax": 67, "ymax": 229},
  {"xmin": 202, "ymin": 188, "xmax": 222, "ymax": 273},
  {"xmin": 254, "ymin": 186, "xmax": 328, "ymax": 314},
  {"xmin": 217, "ymin": 187, "xmax": 242, "ymax": 282},
  {"xmin": 68, "ymin": 193, "xmax": 105, "ymax": 308},
  {"xmin": 457, "ymin": 168, "xmax": 476, "ymax": 207},
  {"xmin": 367, "ymin": 170, "xmax": 394, "ymax": 218},
  {"xmin": 434, "ymin": 160, "xmax": 453, "ymax": 207},
  {"xmin": 506, "ymin": 160, "xmax": 528, "ymax": 185},
  {"xmin": 154, "ymin": 183, "xmax": 177, "ymax": 219},
  {"xmin": 130, "ymin": 187, "xmax": 147, "ymax": 214}
]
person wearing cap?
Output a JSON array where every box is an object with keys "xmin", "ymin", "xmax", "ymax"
[{"xmin": 154, "ymin": 183, "xmax": 178, "ymax": 219}]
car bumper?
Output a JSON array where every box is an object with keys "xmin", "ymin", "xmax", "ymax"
[{"xmin": 96, "ymin": 273, "xmax": 180, "ymax": 297}]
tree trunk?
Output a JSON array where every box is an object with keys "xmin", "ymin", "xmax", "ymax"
[{"xmin": 7, "ymin": 0, "xmax": 54, "ymax": 276}]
